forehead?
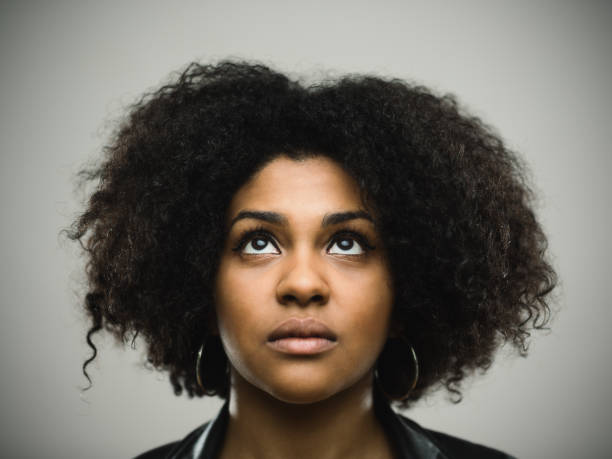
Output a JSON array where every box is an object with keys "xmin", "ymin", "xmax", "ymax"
[{"xmin": 227, "ymin": 156, "xmax": 365, "ymax": 218}]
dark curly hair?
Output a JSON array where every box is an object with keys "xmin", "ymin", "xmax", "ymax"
[{"xmin": 69, "ymin": 60, "xmax": 557, "ymax": 407}]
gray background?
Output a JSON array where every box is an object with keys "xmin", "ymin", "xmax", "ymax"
[{"xmin": 1, "ymin": 1, "xmax": 610, "ymax": 458}]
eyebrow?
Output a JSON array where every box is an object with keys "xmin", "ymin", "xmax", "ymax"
[{"xmin": 229, "ymin": 209, "xmax": 374, "ymax": 229}]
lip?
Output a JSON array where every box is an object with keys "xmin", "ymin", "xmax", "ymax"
[
  {"xmin": 267, "ymin": 317, "xmax": 338, "ymax": 355},
  {"xmin": 267, "ymin": 337, "xmax": 338, "ymax": 355}
]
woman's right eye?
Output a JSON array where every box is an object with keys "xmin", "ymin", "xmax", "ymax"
[{"xmin": 242, "ymin": 236, "xmax": 280, "ymax": 255}]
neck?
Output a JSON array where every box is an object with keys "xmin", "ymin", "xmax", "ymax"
[{"xmin": 218, "ymin": 370, "xmax": 394, "ymax": 459}]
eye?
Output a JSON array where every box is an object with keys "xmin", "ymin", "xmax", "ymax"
[
  {"xmin": 241, "ymin": 235, "xmax": 280, "ymax": 255},
  {"xmin": 327, "ymin": 236, "xmax": 365, "ymax": 255}
]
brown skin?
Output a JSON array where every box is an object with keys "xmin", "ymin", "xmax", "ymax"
[{"xmin": 214, "ymin": 156, "xmax": 396, "ymax": 459}]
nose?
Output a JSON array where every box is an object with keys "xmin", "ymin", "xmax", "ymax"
[{"xmin": 276, "ymin": 249, "xmax": 330, "ymax": 307}]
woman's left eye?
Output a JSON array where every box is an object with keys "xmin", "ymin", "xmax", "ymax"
[{"xmin": 327, "ymin": 237, "xmax": 365, "ymax": 255}]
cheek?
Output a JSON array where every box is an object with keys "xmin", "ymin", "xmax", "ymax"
[
  {"xmin": 214, "ymin": 260, "xmax": 270, "ymax": 350},
  {"xmin": 338, "ymin": 265, "xmax": 394, "ymax": 346},
  {"xmin": 214, "ymin": 263, "xmax": 246, "ymax": 345}
]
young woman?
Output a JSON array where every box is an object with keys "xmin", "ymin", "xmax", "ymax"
[{"xmin": 70, "ymin": 61, "xmax": 556, "ymax": 458}]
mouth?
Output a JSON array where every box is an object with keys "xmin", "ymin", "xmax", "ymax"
[{"xmin": 267, "ymin": 317, "xmax": 338, "ymax": 355}]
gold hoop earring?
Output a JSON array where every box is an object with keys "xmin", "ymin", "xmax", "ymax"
[
  {"xmin": 375, "ymin": 339, "xmax": 419, "ymax": 401},
  {"xmin": 196, "ymin": 342, "xmax": 206, "ymax": 391}
]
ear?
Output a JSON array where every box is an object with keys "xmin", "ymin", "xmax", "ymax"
[
  {"xmin": 206, "ymin": 301, "xmax": 221, "ymax": 336},
  {"xmin": 386, "ymin": 319, "xmax": 404, "ymax": 340},
  {"xmin": 209, "ymin": 321, "xmax": 220, "ymax": 336},
  {"xmin": 206, "ymin": 283, "xmax": 222, "ymax": 335}
]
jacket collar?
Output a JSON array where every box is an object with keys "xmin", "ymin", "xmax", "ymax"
[
  {"xmin": 168, "ymin": 389, "xmax": 449, "ymax": 458},
  {"xmin": 373, "ymin": 388, "xmax": 449, "ymax": 458}
]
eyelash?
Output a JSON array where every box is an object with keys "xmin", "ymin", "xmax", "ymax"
[{"xmin": 231, "ymin": 225, "xmax": 376, "ymax": 254}]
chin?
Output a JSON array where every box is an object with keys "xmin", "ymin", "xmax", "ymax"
[
  {"xmin": 256, "ymin": 369, "xmax": 348, "ymax": 405},
  {"xmin": 264, "ymin": 384, "xmax": 339, "ymax": 405}
]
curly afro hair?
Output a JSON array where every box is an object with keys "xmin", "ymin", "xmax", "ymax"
[{"xmin": 69, "ymin": 60, "xmax": 557, "ymax": 407}]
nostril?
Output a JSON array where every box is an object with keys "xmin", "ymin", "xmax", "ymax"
[
  {"xmin": 279, "ymin": 293, "xmax": 326, "ymax": 307},
  {"xmin": 281, "ymin": 294, "xmax": 298, "ymax": 304}
]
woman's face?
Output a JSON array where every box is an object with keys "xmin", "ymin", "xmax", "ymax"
[{"xmin": 214, "ymin": 155, "xmax": 393, "ymax": 404}]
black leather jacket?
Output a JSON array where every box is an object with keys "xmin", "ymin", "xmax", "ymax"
[{"xmin": 135, "ymin": 392, "xmax": 515, "ymax": 459}]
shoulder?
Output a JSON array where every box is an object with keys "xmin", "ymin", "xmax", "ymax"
[
  {"xmin": 132, "ymin": 422, "xmax": 209, "ymax": 459},
  {"xmin": 397, "ymin": 414, "xmax": 517, "ymax": 459},
  {"xmin": 424, "ymin": 429, "xmax": 515, "ymax": 459},
  {"xmin": 133, "ymin": 442, "xmax": 179, "ymax": 459}
]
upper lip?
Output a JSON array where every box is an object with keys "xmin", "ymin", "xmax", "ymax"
[{"xmin": 268, "ymin": 317, "xmax": 337, "ymax": 342}]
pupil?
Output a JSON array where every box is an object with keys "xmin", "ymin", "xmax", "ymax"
[
  {"xmin": 253, "ymin": 238, "xmax": 267, "ymax": 250},
  {"xmin": 339, "ymin": 239, "xmax": 353, "ymax": 250}
]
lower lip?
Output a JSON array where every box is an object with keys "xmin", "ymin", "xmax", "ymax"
[{"xmin": 267, "ymin": 338, "xmax": 338, "ymax": 355}]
